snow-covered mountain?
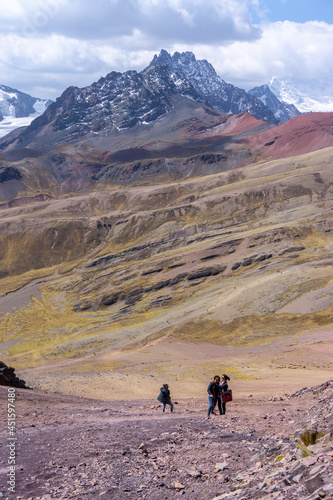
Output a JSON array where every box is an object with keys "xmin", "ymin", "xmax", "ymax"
[
  {"xmin": 147, "ymin": 50, "xmax": 278, "ymax": 124},
  {"xmin": 268, "ymin": 76, "xmax": 333, "ymax": 113},
  {"xmin": 248, "ymin": 84, "xmax": 300, "ymax": 123},
  {"xmin": 0, "ymin": 84, "xmax": 52, "ymax": 138}
]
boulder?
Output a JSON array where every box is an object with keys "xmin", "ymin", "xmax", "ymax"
[{"xmin": 0, "ymin": 361, "xmax": 29, "ymax": 388}]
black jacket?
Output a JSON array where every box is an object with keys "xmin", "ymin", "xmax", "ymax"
[
  {"xmin": 220, "ymin": 381, "xmax": 228, "ymax": 393},
  {"xmin": 207, "ymin": 381, "xmax": 219, "ymax": 398},
  {"xmin": 157, "ymin": 387, "xmax": 171, "ymax": 404}
]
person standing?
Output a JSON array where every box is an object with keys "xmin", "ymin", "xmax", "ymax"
[
  {"xmin": 207, "ymin": 375, "xmax": 221, "ymax": 418},
  {"xmin": 157, "ymin": 384, "xmax": 174, "ymax": 412},
  {"xmin": 220, "ymin": 374, "xmax": 230, "ymax": 415}
]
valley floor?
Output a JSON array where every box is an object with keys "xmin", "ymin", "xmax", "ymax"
[{"xmin": 16, "ymin": 326, "xmax": 333, "ymax": 401}]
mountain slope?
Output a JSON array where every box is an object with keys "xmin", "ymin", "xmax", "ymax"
[
  {"xmin": 1, "ymin": 144, "xmax": 333, "ymax": 379},
  {"xmin": 0, "ymin": 111, "xmax": 331, "ymax": 204},
  {"xmin": 238, "ymin": 112, "xmax": 333, "ymax": 159}
]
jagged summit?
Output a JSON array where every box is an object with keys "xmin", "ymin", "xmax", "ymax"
[{"xmin": 147, "ymin": 50, "xmax": 278, "ymax": 123}]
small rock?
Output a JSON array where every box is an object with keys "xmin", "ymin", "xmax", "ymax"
[
  {"xmin": 304, "ymin": 473, "xmax": 324, "ymax": 494},
  {"xmin": 173, "ymin": 482, "xmax": 185, "ymax": 489},
  {"xmin": 187, "ymin": 469, "xmax": 201, "ymax": 478},
  {"xmin": 214, "ymin": 462, "xmax": 228, "ymax": 472}
]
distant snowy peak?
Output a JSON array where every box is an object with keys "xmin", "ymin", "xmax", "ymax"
[
  {"xmin": 248, "ymin": 84, "xmax": 300, "ymax": 123},
  {"xmin": 0, "ymin": 84, "xmax": 51, "ymax": 118},
  {"xmin": 269, "ymin": 77, "xmax": 333, "ymax": 113},
  {"xmin": 0, "ymin": 84, "xmax": 51, "ymax": 137}
]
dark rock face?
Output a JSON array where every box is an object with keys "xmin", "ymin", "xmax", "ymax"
[
  {"xmin": 187, "ymin": 265, "xmax": 226, "ymax": 280},
  {"xmin": 280, "ymin": 246, "xmax": 306, "ymax": 255},
  {"xmin": 0, "ymin": 166, "xmax": 22, "ymax": 183},
  {"xmin": 248, "ymin": 84, "xmax": 300, "ymax": 123},
  {"xmin": 0, "ymin": 361, "xmax": 29, "ymax": 388},
  {"xmin": 148, "ymin": 50, "xmax": 279, "ymax": 123}
]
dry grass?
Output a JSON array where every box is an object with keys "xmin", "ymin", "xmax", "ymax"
[{"xmin": 172, "ymin": 308, "xmax": 333, "ymax": 347}]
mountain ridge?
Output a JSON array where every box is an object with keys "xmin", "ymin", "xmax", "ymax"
[
  {"xmin": 1, "ymin": 51, "xmax": 332, "ymax": 145},
  {"xmin": 0, "ymin": 49, "xmax": 299, "ymax": 152},
  {"xmin": 0, "ymin": 64, "xmax": 210, "ymax": 153}
]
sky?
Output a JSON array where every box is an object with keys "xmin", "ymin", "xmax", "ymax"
[{"xmin": 0, "ymin": 0, "xmax": 332, "ymax": 100}]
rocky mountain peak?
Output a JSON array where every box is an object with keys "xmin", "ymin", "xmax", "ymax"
[
  {"xmin": 0, "ymin": 64, "xmax": 205, "ymax": 151},
  {"xmin": 248, "ymin": 83, "xmax": 300, "ymax": 122},
  {"xmin": 147, "ymin": 50, "xmax": 278, "ymax": 123},
  {"xmin": 151, "ymin": 48, "xmax": 173, "ymax": 66},
  {"xmin": 149, "ymin": 50, "xmax": 217, "ymax": 83}
]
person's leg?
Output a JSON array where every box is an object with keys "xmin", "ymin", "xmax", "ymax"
[
  {"xmin": 162, "ymin": 403, "xmax": 166, "ymax": 412},
  {"xmin": 217, "ymin": 397, "xmax": 222, "ymax": 415},
  {"xmin": 207, "ymin": 396, "xmax": 214, "ymax": 417},
  {"xmin": 212, "ymin": 397, "xmax": 217, "ymax": 414},
  {"xmin": 170, "ymin": 402, "xmax": 174, "ymax": 412},
  {"xmin": 221, "ymin": 401, "xmax": 226, "ymax": 415}
]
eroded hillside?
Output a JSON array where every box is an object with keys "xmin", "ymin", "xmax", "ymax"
[{"xmin": 0, "ymin": 144, "xmax": 333, "ymax": 396}]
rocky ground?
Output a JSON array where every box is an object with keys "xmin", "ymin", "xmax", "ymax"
[{"xmin": 0, "ymin": 380, "xmax": 332, "ymax": 500}]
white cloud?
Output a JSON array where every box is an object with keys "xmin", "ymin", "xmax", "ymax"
[
  {"xmin": 0, "ymin": 34, "xmax": 96, "ymax": 73},
  {"xmin": 0, "ymin": 0, "xmax": 332, "ymax": 99},
  {"xmin": 208, "ymin": 21, "xmax": 333, "ymax": 88},
  {"xmin": 2, "ymin": 0, "xmax": 260, "ymax": 43}
]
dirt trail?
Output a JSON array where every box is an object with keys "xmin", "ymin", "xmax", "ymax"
[{"xmin": 0, "ymin": 380, "xmax": 332, "ymax": 500}]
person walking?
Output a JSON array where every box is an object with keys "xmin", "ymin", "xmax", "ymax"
[
  {"xmin": 157, "ymin": 384, "xmax": 174, "ymax": 412},
  {"xmin": 220, "ymin": 374, "xmax": 230, "ymax": 415}
]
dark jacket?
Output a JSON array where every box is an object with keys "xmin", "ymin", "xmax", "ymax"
[
  {"xmin": 157, "ymin": 387, "xmax": 171, "ymax": 404},
  {"xmin": 207, "ymin": 381, "xmax": 219, "ymax": 398},
  {"xmin": 220, "ymin": 381, "xmax": 228, "ymax": 394}
]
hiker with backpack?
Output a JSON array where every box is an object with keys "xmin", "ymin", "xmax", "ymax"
[{"xmin": 157, "ymin": 384, "xmax": 174, "ymax": 412}]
